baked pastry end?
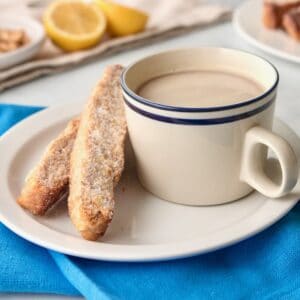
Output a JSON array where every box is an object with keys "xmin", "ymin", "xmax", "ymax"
[{"xmin": 283, "ymin": 8, "xmax": 300, "ymax": 40}]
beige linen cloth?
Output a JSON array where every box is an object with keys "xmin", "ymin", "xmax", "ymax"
[{"xmin": 0, "ymin": 0, "xmax": 231, "ymax": 91}]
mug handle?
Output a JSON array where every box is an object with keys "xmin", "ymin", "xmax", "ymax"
[{"xmin": 240, "ymin": 126, "xmax": 298, "ymax": 198}]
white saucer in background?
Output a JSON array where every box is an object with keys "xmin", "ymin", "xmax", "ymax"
[
  {"xmin": 0, "ymin": 102, "xmax": 299, "ymax": 262},
  {"xmin": 0, "ymin": 16, "xmax": 45, "ymax": 69},
  {"xmin": 234, "ymin": 0, "xmax": 300, "ymax": 64}
]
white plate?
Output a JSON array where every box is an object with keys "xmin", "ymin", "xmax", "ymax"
[
  {"xmin": 0, "ymin": 102, "xmax": 299, "ymax": 262},
  {"xmin": 234, "ymin": 0, "xmax": 300, "ymax": 64},
  {"xmin": 0, "ymin": 16, "xmax": 45, "ymax": 69}
]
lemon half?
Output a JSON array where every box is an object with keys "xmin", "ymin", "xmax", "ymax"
[
  {"xmin": 94, "ymin": 0, "xmax": 148, "ymax": 37},
  {"xmin": 44, "ymin": 0, "xmax": 106, "ymax": 51}
]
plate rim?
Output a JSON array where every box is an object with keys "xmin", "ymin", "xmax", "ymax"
[
  {"xmin": 0, "ymin": 102, "xmax": 298, "ymax": 262},
  {"xmin": 233, "ymin": 0, "xmax": 300, "ymax": 64}
]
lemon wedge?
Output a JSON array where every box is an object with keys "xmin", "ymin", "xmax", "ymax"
[
  {"xmin": 94, "ymin": 0, "xmax": 148, "ymax": 37},
  {"xmin": 44, "ymin": 0, "xmax": 106, "ymax": 51}
]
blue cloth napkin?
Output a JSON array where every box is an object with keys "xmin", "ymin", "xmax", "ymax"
[{"xmin": 1, "ymin": 103, "xmax": 300, "ymax": 300}]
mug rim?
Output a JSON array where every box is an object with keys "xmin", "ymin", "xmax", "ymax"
[{"xmin": 120, "ymin": 47, "xmax": 279, "ymax": 113}]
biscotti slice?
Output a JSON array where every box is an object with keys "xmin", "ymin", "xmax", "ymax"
[
  {"xmin": 263, "ymin": 0, "xmax": 300, "ymax": 29},
  {"xmin": 18, "ymin": 118, "xmax": 80, "ymax": 215},
  {"xmin": 68, "ymin": 65, "xmax": 127, "ymax": 241},
  {"xmin": 283, "ymin": 7, "xmax": 300, "ymax": 39}
]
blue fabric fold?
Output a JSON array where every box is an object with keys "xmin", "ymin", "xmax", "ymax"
[{"xmin": 1, "ymin": 103, "xmax": 300, "ymax": 300}]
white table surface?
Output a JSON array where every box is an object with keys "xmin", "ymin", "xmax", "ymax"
[{"xmin": 1, "ymin": 12, "xmax": 300, "ymax": 300}]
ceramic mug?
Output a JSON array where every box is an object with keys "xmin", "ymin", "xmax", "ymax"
[{"xmin": 120, "ymin": 48, "xmax": 299, "ymax": 206}]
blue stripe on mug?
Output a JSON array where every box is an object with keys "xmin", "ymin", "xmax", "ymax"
[
  {"xmin": 120, "ymin": 65, "xmax": 279, "ymax": 113},
  {"xmin": 124, "ymin": 97, "xmax": 275, "ymax": 125}
]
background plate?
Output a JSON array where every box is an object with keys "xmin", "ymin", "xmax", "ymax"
[{"xmin": 234, "ymin": 0, "xmax": 300, "ymax": 64}]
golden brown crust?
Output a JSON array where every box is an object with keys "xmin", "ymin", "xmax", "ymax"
[
  {"xmin": 283, "ymin": 8, "xmax": 300, "ymax": 40},
  {"xmin": 68, "ymin": 65, "xmax": 126, "ymax": 241},
  {"xmin": 18, "ymin": 118, "xmax": 80, "ymax": 215},
  {"xmin": 263, "ymin": 3, "xmax": 281, "ymax": 28},
  {"xmin": 262, "ymin": 1, "xmax": 300, "ymax": 29}
]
